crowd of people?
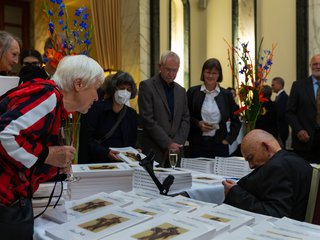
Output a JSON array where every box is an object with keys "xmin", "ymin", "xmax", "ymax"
[{"xmin": 0, "ymin": 30, "xmax": 318, "ymax": 236}]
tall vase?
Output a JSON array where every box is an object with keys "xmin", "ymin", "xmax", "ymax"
[{"xmin": 243, "ymin": 120, "xmax": 256, "ymax": 135}]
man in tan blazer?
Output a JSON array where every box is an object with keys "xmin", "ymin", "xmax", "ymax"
[{"xmin": 138, "ymin": 51, "xmax": 190, "ymax": 167}]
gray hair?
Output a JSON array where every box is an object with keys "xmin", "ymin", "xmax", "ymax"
[
  {"xmin": 52, "ymin": 55, "xmax": 104, "ymax": 91},
  {"xmin": 159, "ymin": 50, "xmax": 180, "ymax": 65},
  {"xmin": 0, "ymin": 31, "xmax": 21, "ymax": 61}
]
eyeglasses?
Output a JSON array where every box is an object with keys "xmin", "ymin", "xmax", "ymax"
[{"xmin": 22, "ymin": 61, "xmax": 41, "ymax": 67}]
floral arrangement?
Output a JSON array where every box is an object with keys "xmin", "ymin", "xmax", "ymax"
[
  {"xmin": 225, "ymin": 38, "xmax": 277, "ymax": 131},
  {"xmin": 44, "ymin": 0, "xmax": 92, "ymax": 163},
  {"xmin": 44, "ymin": 0, "xmax": 93, "ymax": 67}
]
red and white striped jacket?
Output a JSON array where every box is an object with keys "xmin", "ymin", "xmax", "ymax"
[{"xmin": 0, "ymin": 78, "xmax": 68, "ymax": 206}]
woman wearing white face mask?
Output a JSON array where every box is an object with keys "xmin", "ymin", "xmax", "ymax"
[{"xmin": 80, "ymin": 71, "xmax": 138, "ymax": 163}]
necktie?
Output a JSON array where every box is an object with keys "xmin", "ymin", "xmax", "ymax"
[{"xmin": 317, "ymin": 82, "xmax": 320, "ymax": 125}]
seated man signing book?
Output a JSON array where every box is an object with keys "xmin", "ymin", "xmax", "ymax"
[{"xmin": 222, "ymin": 129, "xmax": 312, "ymax": 221}]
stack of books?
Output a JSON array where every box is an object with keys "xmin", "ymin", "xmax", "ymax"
[
  {"xmin": 133, "ymin": 167, "xmax": 192, "ymax": 194},
  {"xmin": 69, "ymin": 163, "xmax": 134, "ymax": 200},
  {"xmin": 213, "ymin": 156, "xmax": 251, "ymax": 179},
  {"xmin": 180, "ymin": 157, "xmax": 215, "ymax": 173},
  {"xmin": 45, "ymin": 207, "xmax": 152, "ymax": 240},
  {"xmin": 43, "ymin": 192, "xmax": 133, "ymax": 224},
  {"xmin": 181, "ymin": 156, "xmax": 251, "ymax": 179}
]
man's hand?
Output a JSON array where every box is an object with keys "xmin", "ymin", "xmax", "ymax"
[
  {"xmin": 297, "ymin": 130, "xmax": 310, "ymax": 143},
  {"xmin": 222, "ymin": 179, "xmax": 237, "ymax": 196},
  {"xmin": 168, "ymin": 143, "xmax": 183, "ymax": 152},
  {"xmin": 108, "ymin": 150, "xmax": 121, "ymax": 161},
  {"xmin": 45, "ymin": 146, "xmax": 75, "ymax": 168}
]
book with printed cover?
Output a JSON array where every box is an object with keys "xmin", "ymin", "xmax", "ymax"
[
  {"xmin": 109, "ymin": 147, "xmax": 146, "ymax": 165},
  {"xmin": 45, "ymin": 207, "xmax": 151, "ymax": 240},
  {"xmin": 191, "ymin": 172, "xmax": 224, "ymax": 185},
  {"xmin": 215, "ymin": 204, "xmax": 274, "ymax": 226},
  {"xmin": 260, "ymin": 218, "xmax": 320, "ymax": 238},
  {"xmin": 149, "ymin": 199, "xmax": 196, "ymax": 213},
  {"xmin": 123, "ymin": 202, "xmax": 168, "ymax": 218},
  {"xmin": 102, "ymin": 213, "xmax": 216, "ymax": 240},
  {"xmin": 72, "ymin": 163, "xmax": 133, "ymax": 178},
  {"xmin": 177, "ymin": 211, "xmax": 230, "ymax": 236},
  {"xmin": 110, "ymin": 190, "xmax": 153, "ymax": 203},
  {"xmin": 164, "ymin": 195, "xmax": 217, "ymax": 210},
  {"xmin": 189, "ymin": 206, "xmax": 255, "ymax": 232},
  {"xmin": 43, "ymin": 192, "xmax": 133, "ymax": 223}
]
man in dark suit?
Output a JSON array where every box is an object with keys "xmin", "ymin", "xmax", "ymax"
[
  {"xmin": 286, "ymin": 54, "xmax": 320, "ymax": 163},
  {"xmin": 223, "ymin": 129, "xmax": 312, "ymax": 221},
  {"xmin": 271, "ymin": 77, "xmax": 289, "ymax": 149},
  {"xmin": 138, "ymin": 51, "xmax": 190, "ymax": 167}
]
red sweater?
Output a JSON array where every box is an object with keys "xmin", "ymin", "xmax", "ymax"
[{"xmin": 0, "ymin": 79, "xmax": 68, "ymax": 206}]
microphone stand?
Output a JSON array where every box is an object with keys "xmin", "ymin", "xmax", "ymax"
[{"xmin": 137, "ymin": 152, "xmax": 174, "ymax": 195}]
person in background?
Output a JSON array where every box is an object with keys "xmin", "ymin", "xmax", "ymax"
[
  {"xmin": 255, "ymin": 85, "xmax": 278, "ymax": 138},
  {"xmin": 18, "ymin": 49, "xmax": 47, "ymax": 85},
  {"xmin": 81, "ymin": 71, "xmax": 138, "ymax": 163},
  {"xmin": 138, "ymin": 50, "xmax": 190, "ymax": 167},
  {"xmin": 0, "ymin": 31, "xmax": 21, "ymax": 75},
  {"xmin": 286, "ymin": 54, "xmax": 320, "ymax": 163},
  {"xmin": 271, "ymin": 77, "xmax": 289, "ymax": 149},
  {"xmin": 223, "ymin": 129, "xmax": 312, "ymax": 221},
  {"xmin": 187, "ymin": 58, "xmax": 241, "ymax": 158},
  {"xmin": 0, "ymin": 55, "xmax": 104, "ymax": 239}
]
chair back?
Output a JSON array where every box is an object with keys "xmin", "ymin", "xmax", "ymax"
[{"xmin": 305, "ymin": 166, "xmax": 320, "ymax": 224}]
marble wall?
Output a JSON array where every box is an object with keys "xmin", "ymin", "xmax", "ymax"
[{"xmin": 309, "ymin": 0, "xmax": 320, "ymax": 61}]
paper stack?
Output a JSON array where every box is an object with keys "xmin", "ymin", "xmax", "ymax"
[
  {"xmin": 69, "ymin": 163, "xmax": 134, "ymax": 200},
  {"xmin": 180, "ymin": 157, "xmax": 215, "ymax": 173},
  {"xmin": 133, "ymin": 167, "xmax": 192, "ymax": 194},
  {"xmin": 213, "ymin": 156, "xmax": 251, "ymax": 179}
]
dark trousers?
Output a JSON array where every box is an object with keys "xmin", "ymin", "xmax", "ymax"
[
  {"xmin": 294, "ymin": 130, "xmax": 320, "ymax": 164},
  {"xmin": 189, "ymin": 137, "xmax": 229, "ymax": 158},
  {"xmin": 0, "ymin": 198, "xmax": 34, "ymax": 240}
]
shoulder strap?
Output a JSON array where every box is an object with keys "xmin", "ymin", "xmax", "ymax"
[{"xmin": 96, "ymin": 106, "xmax": 127, "ymax": 144}]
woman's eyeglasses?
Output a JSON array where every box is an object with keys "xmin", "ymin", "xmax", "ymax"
[{"xmin": 22, "ymin": 61, "xmax": 41, "ymax": 67}]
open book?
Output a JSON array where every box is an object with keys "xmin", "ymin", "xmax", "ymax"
[{"xmin": 109, "ymin": 147, "xmax": 146, "ymax": 165}]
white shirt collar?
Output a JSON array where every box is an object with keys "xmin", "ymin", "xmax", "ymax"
[{"xmin": 200, "ymin": 84, "xmax": 220, "ymax": 94}]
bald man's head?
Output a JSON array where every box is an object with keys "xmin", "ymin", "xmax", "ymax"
[{"xmin": 241, "ymin": 129, "xmax": 281, "ymax": 169}]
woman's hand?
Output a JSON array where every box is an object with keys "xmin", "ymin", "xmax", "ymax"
[{"xmin": 45, "ymin": 146, "xmax": 75, "ymax": 168}]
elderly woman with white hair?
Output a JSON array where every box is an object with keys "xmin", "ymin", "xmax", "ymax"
[
  {"xmin": 0, "ymin": 31, "xmax": 21, "ymax": 74},
  {"xmin": 0, "ymin": 55, "xmax": 104, "ymax": 239}
]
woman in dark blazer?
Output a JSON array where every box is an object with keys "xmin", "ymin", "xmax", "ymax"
[
  {"xmin": 187, "ymin": 58, "xmax": 241, "ymax": 158},
  {"xmin": 80, "ymin": 71, "xmax": 138, "ymax": 163}
]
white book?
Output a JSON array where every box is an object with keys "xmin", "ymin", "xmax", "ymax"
[
  {"xmin": 123, "ymin": 202, "xmax": 167, "ymax": 217},
  {"xmin": 43, "ymin": 192, "xmax": 132, "ymax": 223},
  {"xmin": 268, "ymin": 217, "xmax": 320, "ymax": 238},
  {"xmin": 191, "ymin": 172, "xmax": 224, "ymax": 185},
  {"xmin": 165, "ymin": 195, "xmax": 217, "ymax": 210},
  {"xmin": 110, "ymin": 190, "xmax": 153, "ymax": 203},
  {"xmin": 149, "ymin": 199, "xmax": 196, "ymax": 213},
  {"xmin": 45, "ymin": 207, "xmax": 151, "ymax": 240},
  {"xmin": 72, "ymin": 163, "xmax": 133, "ymax": 178},
  {"xmin": 101, "ymin": 213, "xmax": 216, "ymax": 240},
  {"xmin": 177, "ymin": 212, "xmax": 230, "ymax": 236},
  {"xmin": 189, "ymin": 206, "xmax": 255, "ymax": 231},
  {"xmin": 251, "ymin": 221, "xmax": 319, "ymax": 240},
  {"xmin": 109, "ymin": 147, "xmax": 146, "ymax": 165},
  {"xmin": 215, "ymin": 204, "xmax": 274, "ymax": 226},
  {"xmin": 0, "ymin": 75, "xmax": 19, "ymax": 95}
]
